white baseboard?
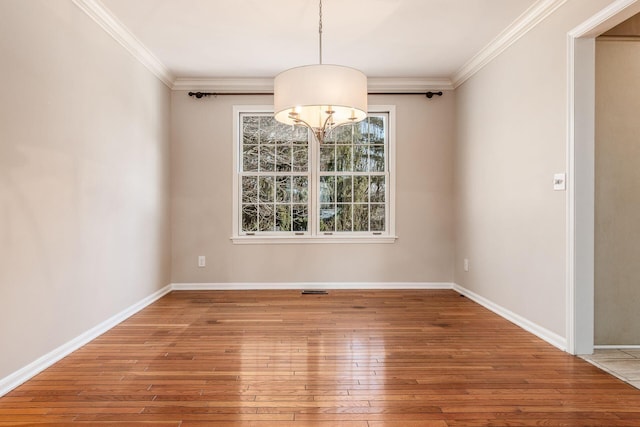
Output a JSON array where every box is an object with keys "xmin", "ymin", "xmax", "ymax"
[
  {"xmin": 594, "ymin": 345, "xmax": 640, "ymax": 350},
  {"xmin": 170, "ymin": 282, "xmax": 455, "ymax": 291},
  {"xmin": 0, "ymin": 284, "xmax": 172, "ymax": 397},
  {"xmin": 453, "ymin": 283, "xmax": 567, "ymax": 351}
]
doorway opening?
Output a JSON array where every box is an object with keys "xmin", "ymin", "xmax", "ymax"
[{"xmin": 568, "ymin": 0, "xmax": 640, "ymax": 355}]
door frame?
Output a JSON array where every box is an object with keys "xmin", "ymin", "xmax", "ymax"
[{"xmin": 567, "ymin": 0, "xmax": 640, "ymax": 354}]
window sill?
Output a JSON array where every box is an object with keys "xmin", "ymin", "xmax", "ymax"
[{"xmin": 231, "ymin": 235, "xmax": 398, "ymax": 245}]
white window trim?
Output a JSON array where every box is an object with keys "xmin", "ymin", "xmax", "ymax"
[{"xmin": 231, "ymin": 105, "xmax": 397, "ymax": 244}]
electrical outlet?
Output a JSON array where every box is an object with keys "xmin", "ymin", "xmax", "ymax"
[
  {"xmin": 463, "ymin": 258, "xmax": 469, "ymax": 272},
  {"xmin": 198, "ymin": 256, "xmax": 206, "ymax": 267}
]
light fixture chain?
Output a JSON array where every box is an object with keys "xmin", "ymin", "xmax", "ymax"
[{"xmin": 318, "ymin": 0, "xmax": 323, "ymax": 64}]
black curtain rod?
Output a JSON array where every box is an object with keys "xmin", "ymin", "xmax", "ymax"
[{"xmin": 188, "ymin": 91, "xmax": 443, "ymax": 99}]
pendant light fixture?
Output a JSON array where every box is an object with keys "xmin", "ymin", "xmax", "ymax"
[{"xmin": 273, "ymin": 0, "xmax": 368, "ymax": 143}]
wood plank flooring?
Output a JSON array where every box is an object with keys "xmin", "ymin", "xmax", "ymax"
[{"xmin": 2, "ymin": 289, "xmax": 640, "ymax": 426}]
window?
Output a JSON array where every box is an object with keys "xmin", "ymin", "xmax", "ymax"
[{"xmin": 232, "ymin": 105, "xmax": 396, "ymax": 244}]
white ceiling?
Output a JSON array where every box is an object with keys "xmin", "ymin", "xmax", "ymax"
[{"xmin": 98, "ymin": 0, "xmax": 537, "ymax": 82}]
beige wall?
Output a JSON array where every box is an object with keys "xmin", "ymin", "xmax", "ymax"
[
  {"xmin": 454, "ymin": 0, "xmax": 612, "ymax": 339},
  {"xmin": 171, "ymin": 93, "xmax": 454, "ymax": 284},
  {"xmin": 594, "ymin": 38, "xmax": 640, "ymax": 345},
  {"xmin": 0, "ymin": 0, "xmax": 171, "ymax": 380}
]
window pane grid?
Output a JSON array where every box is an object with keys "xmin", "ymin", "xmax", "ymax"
[
  {"xmin": 240, "ymin": 114, "xmax": 310, "ymax": 234},
  {"xmin": 318, "ymin": 173, "xmax": 388, "ymax": 233},
  {"xmin": 318, "ymin": 115, "xmax": 388, "ymax": 234},
  {"xmin": 238, "ymin": 111, "xmax": 390, "ymax": 237}
]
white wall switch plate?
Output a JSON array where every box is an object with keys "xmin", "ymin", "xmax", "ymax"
[
  {"xmin": 553, "ymin": 173, "xmax": 566, "ymax": 191},
  {"xmin": 198, "ymin": 256, "xmax": 206, "ymax": 267}
]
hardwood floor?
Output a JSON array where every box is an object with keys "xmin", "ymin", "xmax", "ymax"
[{"xmin": 2, "ymin": 289, "xmax": 640, "ymax": 426}]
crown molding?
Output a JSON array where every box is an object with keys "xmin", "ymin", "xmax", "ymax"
[
  {"xmin": 367, "ymin": 77, "xmax": 453, "ymax": 92},
  {"xmin": 172, "ymin": 76, "xmax": 453, "ymax": 92},
  {"xmin": 451, "ymin": 0, "xmax": 568, "ymax": 88},
  {"xmin": 172, "ymin": 78, "xmax": 274, "ymax": 92},
  {"xmin": 72, "ymin": 0, "xmax": 174, "ymax": 88},
  {"xmin": 569, "ymin": 0, "xmax": 640, "ymax": 38}
]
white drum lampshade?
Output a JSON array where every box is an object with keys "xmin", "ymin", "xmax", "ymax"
[{"xmin": 274, "ymin": 64, "xmax": 368, "ymax": 134}]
